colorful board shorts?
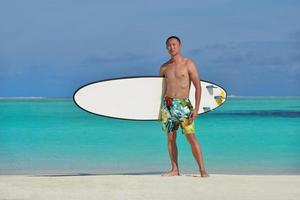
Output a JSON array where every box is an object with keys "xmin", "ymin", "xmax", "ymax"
[{"xmin": 160, "ymin": 95, "xmax": 195, "ymax": 135}]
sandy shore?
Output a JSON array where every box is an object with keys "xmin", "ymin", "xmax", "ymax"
[{"xmin": 0, "ymin": 174, "xmax": 299, "ymax": 200}]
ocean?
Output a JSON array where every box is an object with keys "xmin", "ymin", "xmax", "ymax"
[{"xmin": 0, "ymin": 97, "xmax": 299, "ymax": 175}]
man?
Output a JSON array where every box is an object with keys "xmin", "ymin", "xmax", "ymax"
[{"xmin": 160, "ymin": 36, "xmax": 209, "ymax": 177}]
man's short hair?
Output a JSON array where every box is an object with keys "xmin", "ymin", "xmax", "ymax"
[{"xmin": 166, "ymin": 35, "xmax": 181, "ymax": 45}]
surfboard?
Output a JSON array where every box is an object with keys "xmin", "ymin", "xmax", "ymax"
[{"xmin": 73, "ymin": 76, "xmax": 227, "ymax": 120}]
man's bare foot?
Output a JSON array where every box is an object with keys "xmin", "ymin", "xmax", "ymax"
[
  {"xmin": 193, "ymin": 170, "xmax": 209, "ymax": 177},
  {"xmin": 201, "ymin": 171, "xmax": 209, "ymax": 177},
  {"xmin": 162, "ymin": 170, "xmax": 180, "ymax": 176},
  {"xmin": 200, "ymin": 169, "xmax": 209, "ymax": 177}
]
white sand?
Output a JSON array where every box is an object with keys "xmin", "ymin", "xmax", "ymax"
[{"xmin": 0, "ymin": 174, "xmax": 300, "ymax": 200}]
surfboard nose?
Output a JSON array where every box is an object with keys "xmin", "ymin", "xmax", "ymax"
[{"xmin": 214, "ymin": 91, "xmax": 226, "ymax": 105}]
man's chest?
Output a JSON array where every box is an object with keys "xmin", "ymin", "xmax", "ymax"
[{"xmin": 164, "ymin": 65, "xmax": 189, "ymax": 79}]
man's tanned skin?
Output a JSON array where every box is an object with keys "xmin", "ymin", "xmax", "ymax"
[{"xmin": 160, "ymin": 36, "xmax": 209, "ymax": 177}]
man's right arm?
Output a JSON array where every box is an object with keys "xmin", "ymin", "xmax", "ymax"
[
  {"xmin": 159, "ymin": 65, "xmax": 167, "ymax": 97},
  {"xmin": 159, "ymin": 65, "xmax": 166, "ymax": 77}
]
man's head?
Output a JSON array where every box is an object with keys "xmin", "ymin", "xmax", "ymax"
[
  {"xmin": 165, "ymin": 36, "xmax": 181, "ymax": 46},
  {"xmin": 166, "ymin": 35, "xmax": 181, "ymax": 57}
]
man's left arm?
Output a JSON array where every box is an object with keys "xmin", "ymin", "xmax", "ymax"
[{"xmin": 188, "ymin": 60, "xmax": 201, "ymax": 119}]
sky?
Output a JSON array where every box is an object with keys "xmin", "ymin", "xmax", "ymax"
[{"xmin": 0, "ymin": 0, "xmax": 299, "ymax": 97}]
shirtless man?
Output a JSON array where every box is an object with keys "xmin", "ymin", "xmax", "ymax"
[{"xmin": 160, "ymin": 36, "xmax": 209, "ymax": 177}]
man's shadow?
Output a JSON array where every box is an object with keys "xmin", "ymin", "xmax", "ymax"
[{"xmin": 29, "ymin": 171, "xmax": 165, "ymax": 177}]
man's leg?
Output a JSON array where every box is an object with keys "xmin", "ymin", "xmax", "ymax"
[
  {"xmin": 185, "ymin": 133, "xmax": 209, "ymax": 177},
  {"xmin": 163, "ymin": 124, "xmax": 180, "ymax": 176}
]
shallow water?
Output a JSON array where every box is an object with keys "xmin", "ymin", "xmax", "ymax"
[{"xmin": 0, "ymin": 97, "xmax": 299, "ymax": 175}]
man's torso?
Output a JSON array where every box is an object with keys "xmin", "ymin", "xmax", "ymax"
[{"xmin": 161, "ymin": 57, "xmax": 191, "ymax": 99}]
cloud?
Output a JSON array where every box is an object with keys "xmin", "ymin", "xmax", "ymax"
[
  {"xmin": 185, "ymin": 39, "xmax": 300, "ymax": 95},
  {"xmin": 187, "ymin": 40, "xmax": 300, "ymax": 75},
  {"xmin": 81, "ymin": 52, "xmax": 146, "ymax": 65}
]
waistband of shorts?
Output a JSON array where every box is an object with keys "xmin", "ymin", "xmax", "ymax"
[{"xmin": 163, "ymin": 95, "xmax": 190, "ymax": 101}]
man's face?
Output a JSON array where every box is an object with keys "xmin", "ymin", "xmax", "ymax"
[{"xmin": 166, "ymin": 38, "xmax": 181, "ymax": 56}]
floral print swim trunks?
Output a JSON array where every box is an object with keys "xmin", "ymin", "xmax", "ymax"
[{"xmin": 160, "ymin": 95, "xmax": 195, "ymax": 134}]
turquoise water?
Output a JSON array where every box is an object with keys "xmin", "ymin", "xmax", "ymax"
[{"xmin": 0, "ymin": 97, "xmax": 299, "ymax": 175}]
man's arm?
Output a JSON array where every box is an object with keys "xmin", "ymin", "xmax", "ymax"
[
  {"xmin": 159, "ymin": 65, "xmax": 166, "ymax": 77},
  {"xmin": 188, "ymin": 60, "xmax": 201, "ymax": 113},
  {"xmin": 160, "ymin": 65, "xmax": 167, "ymax": 97}
]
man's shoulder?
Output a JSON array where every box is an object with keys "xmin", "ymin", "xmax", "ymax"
[
  {"xmin": 160, "ymin": 60, "xmax": 170, "ymax": 76},
  {"xmin": 182, "ymin": 56, "xmax": 195, "ymax": 66},
  {"xmin": 160, "ymin": 60, "xmax": 171, "ymax": 69}
]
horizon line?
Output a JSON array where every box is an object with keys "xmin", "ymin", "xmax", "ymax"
[{"xmin": 1, "ymin": 95, "xmax": 300, "ymax": 99}]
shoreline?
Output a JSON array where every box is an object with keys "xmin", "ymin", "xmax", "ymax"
[
  {"xmin": 1, "ymin": 95, "xmax": 300, "ymax": 100},
  {"xmin": 1, "ymin": 173, "xmax": 299, "ymax": 200},
  {"xmin": 1, "ymin": 172, "xmax": 300, "ymax": 176},
  {"xmin": 1, "ymin": 165, "xmax": 300, "ymax": 176},
  {"xmin": 1, "ymin": 169, "xmax": 300, "ymax": 176}
]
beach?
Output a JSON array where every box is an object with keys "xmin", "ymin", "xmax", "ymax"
[{"xmin": 1, "ymin": 174, "xmax": 300, "ymax": 200}]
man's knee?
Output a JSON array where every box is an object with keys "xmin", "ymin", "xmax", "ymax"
[
  {"xmin": 186, "ymin": 134, "xmax": 197, "ymax": 144},
  {"xmin": 167, "ymin": 131, "xmax": 177, "ymax": 143}
]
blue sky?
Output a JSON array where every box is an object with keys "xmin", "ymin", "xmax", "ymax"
[{"xmin": 0, "ymin": 0, "xmax": 299, "ymax": 97}]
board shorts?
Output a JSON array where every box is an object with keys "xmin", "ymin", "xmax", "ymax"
[{"xmin": 160, "ymin": 95, "xmax": 195, "ymax": 135}]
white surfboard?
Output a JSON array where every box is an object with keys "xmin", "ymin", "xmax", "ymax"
[{"xmin": 73, "ymin": 76, "xmax": 227, "ymax": 120}]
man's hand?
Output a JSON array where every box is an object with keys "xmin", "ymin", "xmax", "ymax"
[{"xmin": 189, "ymin": 109, "xmax": 198, "ymax": 120}]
